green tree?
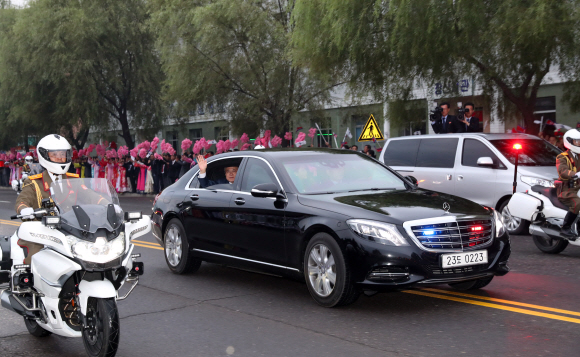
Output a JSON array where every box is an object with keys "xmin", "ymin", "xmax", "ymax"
[
  {"xmin": 0, "ymin": 0, "xmax": 164, "ymax": 150},
  {"xmin": 150, "ymin": 0, "xmax": 343, "ymax": 137},
  {"xmin": 292, "ymin": 0, "xmax": 580, "ymax": 130}
]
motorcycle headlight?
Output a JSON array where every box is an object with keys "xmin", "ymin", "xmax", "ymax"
[
  {"xmin": 520, "ymin": 176, "xmax": 554, "ymax": 188},
  {"xmin": 493, "ymin": 210, "xmax": 506, "ymax": 238},
  {"xmin": 347, "ymin": 219, "xmax": 409, "ymax": 246},
  {"xmin": 68, "ymin": 232, "xmax": 125, "ymax": 264}
]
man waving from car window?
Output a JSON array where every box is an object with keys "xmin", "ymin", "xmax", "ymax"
[{"xmin": 196, "ymin": 155, "xmax": 238, "ymax": 188}]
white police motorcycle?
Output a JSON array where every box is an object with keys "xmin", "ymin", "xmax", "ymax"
[
  {"xmin": 0, "ymin": 178, "xmax": 149, "ymax": 357},
  {"xmin": 507, "ymin": 181, "xmax": 580, "ymax": 254}
]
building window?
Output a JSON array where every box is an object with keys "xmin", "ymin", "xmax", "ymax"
[
  {"xmin": 209, "ymin": 104, "xmax": 215, "ymax": 114},
  {"xmin": 534, "ymin": 96, "xmax": 556, "ymax": 129},
  {"xmin": 189, "ymin": 129, "xmax": 202, "ymax": 142},
  {"xmin": 214, "ymin": 126, "xmax": 228, "ymax": 141},
  {"xmin": 167, "ymin": 131, "xmax": 178, "ymax": 152},
  {"xmin": 197, "ymin": 105, "xmax": 205, "ymax": 116}
]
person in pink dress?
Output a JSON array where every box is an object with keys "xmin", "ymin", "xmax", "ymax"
[{"xmin": 135, "ymin": 158, "xmax": 149, "ymax": 193}]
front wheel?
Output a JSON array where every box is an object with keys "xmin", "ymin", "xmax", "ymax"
[
  {"xmin": 304, "ymin": 233, "xmax": 360, "ymax": 307},
  {"xmin": 499, "ymin": 199, "xmax": 529, "ymax": 235},
  {"xmin": 82, "ymin": 298, "xmax": 119, "ymax": 357},
  {"xmin": 532, "ymin": 235, "xmax": 569, "ymax": 254}
]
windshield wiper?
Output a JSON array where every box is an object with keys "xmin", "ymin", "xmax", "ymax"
[
  {"xmin": 348, "ymin": 188, "xmax": 397, "ymax": 193},
  {"xmin": 304, "ymin": 191, "xmax": 339, "ymax": 195}
]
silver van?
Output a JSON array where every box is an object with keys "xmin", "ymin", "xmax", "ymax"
[{"xmin": 378, "ymin": 133, "xmax": 560, "ymax": 235}]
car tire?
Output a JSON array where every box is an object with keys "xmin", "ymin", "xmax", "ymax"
[
  {"xmin": 499, "ymin": 199, "xmax": 529, "ymax": 235},
  {"xmin": 449, "ymin": 276, "xmax": 494, "ymax": 291},
  {"xmin": 532, "ymin": 235, "xmax": 569, "ymax": 254},
  {"xmin": 163, "ymin": 218, "xmax": 202, "ymax": 274},
  {"xmin": 304, "ymin": 233, "xmax": 360, "ymax": 307}
]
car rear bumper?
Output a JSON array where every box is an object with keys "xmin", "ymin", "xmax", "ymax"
[{"xmin": 150, "ymin": 211, "xmax": 163, "ymax": 247}]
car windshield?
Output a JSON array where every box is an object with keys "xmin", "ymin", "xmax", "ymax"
[
  {"xmin": 489, "ymin": 139, "xmax": 561, "ymax": 166},
  {"xmin": 50, "ymin": 178, "xmax": 122, "ymax": 233},
  {"xmin": 280, "ymin": 153, "xmax": 407, "ymax": 194}
]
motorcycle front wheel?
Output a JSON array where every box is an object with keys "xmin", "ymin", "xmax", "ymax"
[{"xmin": 82, "ymin": 297, "xmax": 120, "ymax": 357}]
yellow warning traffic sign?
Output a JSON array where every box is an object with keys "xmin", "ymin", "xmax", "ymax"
[{"xmin": 358, "ymin": 114, "xmax": 384, "ymax": 142}]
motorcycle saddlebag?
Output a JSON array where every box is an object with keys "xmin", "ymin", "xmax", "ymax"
[
  {"xmin": 0, "ymin": 236, "xmax": 11, "ymax": 270},
  {"xmin": 507, "ymin": 193, "xmax": 543, "ymax": 221}
]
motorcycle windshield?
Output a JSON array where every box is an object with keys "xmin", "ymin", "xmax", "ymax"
[{"xmin": 50, "ymin": 178, "xmax": 123, "ymax": 233}]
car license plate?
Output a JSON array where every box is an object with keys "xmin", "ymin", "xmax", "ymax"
[{"xmin": 441, "ymin": 250, "xmax": 488, "ymax": 268}]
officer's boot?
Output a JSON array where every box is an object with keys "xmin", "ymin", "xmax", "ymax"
[{"xmin": 561, "ymin": 212, "xmax": 578, "ymax": 241}]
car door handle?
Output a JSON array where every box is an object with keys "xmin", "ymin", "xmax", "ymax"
[
  {"xmin": 457, "ymin": 175, "xmax": 464, "ymax": 181},
  {"xmin": 190, "ymin": 194, "xmax": 199, "ymax": 201},
  {"xmin": 234, "ymin": 198, "xmax": 245, "ymax": 205}
]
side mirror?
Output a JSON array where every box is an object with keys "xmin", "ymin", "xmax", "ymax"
[
  {"xmin": 405, "ymin": 175, "xmax": 418, "ymax": 186},
  {"xmin": 477, "ymin": 157, "xmax": 494, "ymax": 166},
  {"xmin": 251, "ymin": 183, "xmax": 279, "ymax": 198}
]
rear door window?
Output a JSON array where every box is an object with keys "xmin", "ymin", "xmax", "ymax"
[
  {"xmin": 383, "ymin": 139, "xmax": 420, "ymax": 166},
  {"xmin": 462, "ymin": 139, "xmax": 505, "ymax": 169},
  {"xmin": 416, "ymin": 138, "xmax": 458, "ymax": 168}
]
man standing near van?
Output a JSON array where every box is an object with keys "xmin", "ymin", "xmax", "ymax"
[
  {"xmin": 438, "ymin": 102, "xmax": 460, "ymax": 134},
  {"xmin": 458, "ymin": 102, "xmax": 480, "ymax": 132}
]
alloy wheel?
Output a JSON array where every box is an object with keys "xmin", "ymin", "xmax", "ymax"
[
  {"xmin": 165, "ymin": 226, "xmax": 183, "ymax": 267},
  {"xmin": 307, "ymin": 243, "xmax": 337, "ymax": 297},
  {"xmin": 501, "ymin": 206, "xmax": 521, "ymax": 232}
]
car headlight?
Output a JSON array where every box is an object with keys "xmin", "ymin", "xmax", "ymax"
[
  {"xmin": 68, "ymin": 232, "xmax": 125, "ymax": 264},
  {"xmin": 493, "ymin": 210, "xmax": 506, "ymax": 237},
  {"xmin": 347, "ymin": 219, "xmax": 409, "ymax": 246},
  {"xmin": 520, "ymin": 176, "xmax": 554, "ymax": 188}
]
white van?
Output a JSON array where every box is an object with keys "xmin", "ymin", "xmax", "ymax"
[{"xmin": 378, "ymin": 133, "xmax": 560, "ymax": 235}]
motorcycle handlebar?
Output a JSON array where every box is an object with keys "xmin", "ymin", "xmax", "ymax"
[{"xmin": 10, "ymin": 209, "xmax": 48, "ymax": 220}]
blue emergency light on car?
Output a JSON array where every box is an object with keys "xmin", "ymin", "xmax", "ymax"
[{"xmin": 423, "ymin": 230, "xmax": 435, "ymax": 236}]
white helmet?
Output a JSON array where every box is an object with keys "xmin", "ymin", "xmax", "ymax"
[
  {"xmin": 37, "ymin": 134, "xmax": 72, "ymax": 174},
  {"xmin": 24, "ymin": 155, "xmax": 33, "ymax": 164},
  {"xmin": 563, "ymin": 129, "xmax": 580, "ymax": 154}
]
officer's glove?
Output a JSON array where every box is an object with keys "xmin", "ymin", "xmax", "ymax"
[
  {"xmin": 20, "ymin": 207, "xmax": 35, "ymax": 220},
  {"xmin": 575, "ymin": 172, "xmax": 580, "ymax": 178}
]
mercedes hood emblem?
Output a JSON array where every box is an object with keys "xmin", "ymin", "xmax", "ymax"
[{"xmin": 443, "ymin": 202, "xmax": 451, "ymax": 212}]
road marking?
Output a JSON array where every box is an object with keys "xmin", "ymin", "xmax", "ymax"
[
  {"xmin": 132, "ymin": 239, "xmax": 161, "ymax": 247},
  {"xmin": 133, "ymin": 242, "xmax": 163, "ymax": 251},
  {"xmin": 0, "ymin": 201, "xmax": 11, "ymax": 203},
  {"xmin": 404, "ymin": 290, "xmax": 580, "ymax": 324},
  {"xmin": 423, "ymin": 288, "xmax": 580, "ymax": 317},
  {"xmin": 0, "ymin": 219, "xmax": 21, "ymax": 227}
]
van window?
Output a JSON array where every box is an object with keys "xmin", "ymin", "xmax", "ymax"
[
  {"xmin": 383, "ymin": 139, "xmax": 420, "ymax": 166},
  {"xmin": 416, "ymin": 138, "xmax": 458, "ymax": 168},
  {"xmin": 462, "ymin": 139, "xmax": 505, "ymax": 168}
]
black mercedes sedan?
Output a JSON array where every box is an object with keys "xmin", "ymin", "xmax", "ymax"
[{"xmin": 151, "ymin": 149, "xmax": 510, "ymax": 307}]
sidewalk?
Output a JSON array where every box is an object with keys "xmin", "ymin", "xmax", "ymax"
[{"xmin": 0, "ymin": 186, "xmax": 156, "ymax": 197}]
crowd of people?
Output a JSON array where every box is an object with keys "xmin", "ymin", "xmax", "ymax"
[{"xmin": 0, "ymin": 127, "xmax": 384, "ymax": 193}]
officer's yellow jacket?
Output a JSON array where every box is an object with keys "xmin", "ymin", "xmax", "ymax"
[{"xmin": 15, "ymin": 171, "xmax": 79, "ymax": 214}]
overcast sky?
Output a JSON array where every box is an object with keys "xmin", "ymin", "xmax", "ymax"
[{"xmin": 9, "ymin": 0, "xmax": 27, "ymax": 7}]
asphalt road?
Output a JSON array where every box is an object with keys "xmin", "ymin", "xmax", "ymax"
[{"xmin": 0, "ymin": 188, "xmax": 579, "ymax": 357}]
